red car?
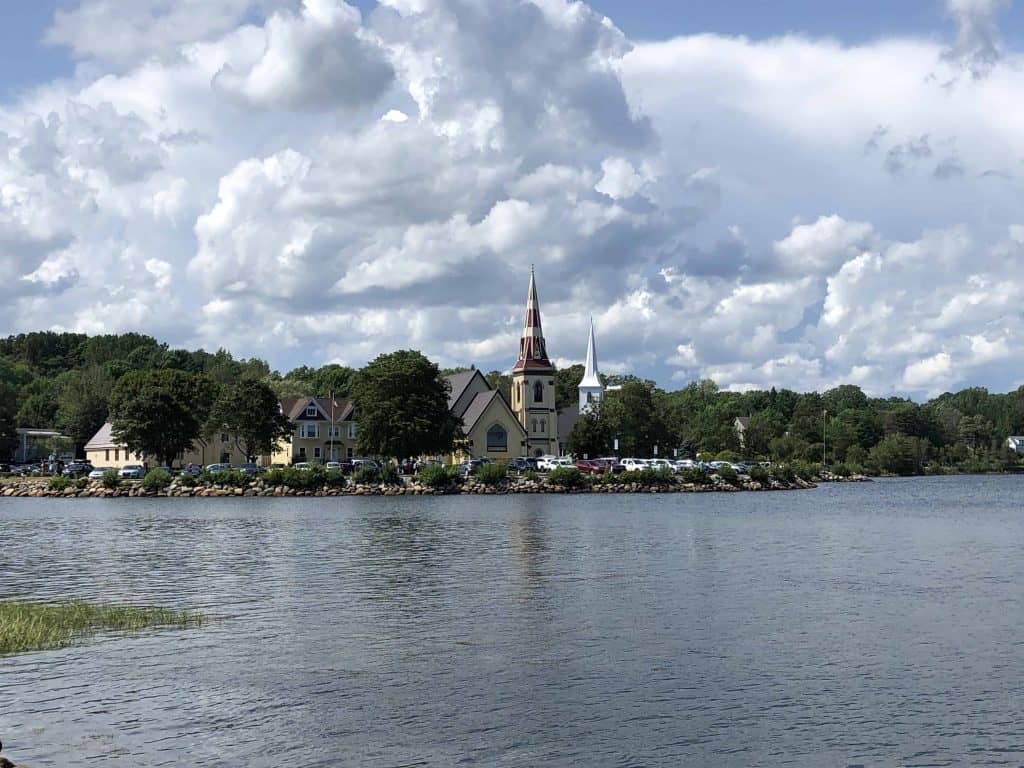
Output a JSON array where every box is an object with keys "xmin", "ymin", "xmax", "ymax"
[
  {"xmin": 574, "ymin": 460, "xmax": 604, "ymax": 474},
  {"xmin": 593, "ymin": 458, "xmax": 625, "ymax": 473}
]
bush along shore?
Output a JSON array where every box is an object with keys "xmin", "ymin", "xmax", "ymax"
[{"xmin": 1, "ymin": 464, "xmax": 870, "ymax": 498}]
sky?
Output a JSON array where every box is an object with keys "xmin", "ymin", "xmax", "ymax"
[{"xmin": 0, "ymin": 0, "xmax": 1023, "ymax": 398}]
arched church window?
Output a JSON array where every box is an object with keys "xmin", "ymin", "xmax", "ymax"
[
  {"xmin": 486, "ymin": 424, "xmax": 508, "ymax": 451},
  {"xmin": 534, "ymin": 381, "xmax": 544, "ymax": 403},
  {"xmin": 587, "ymin": 392, "xmax": 594, "ymax": 403},
  {"xmin": 540, "ymin": 419, "xmax": 546, "ymax": 433},
  {"xmin": 532, "ymin": 419, "xmax": 538, "ymax": 433}
]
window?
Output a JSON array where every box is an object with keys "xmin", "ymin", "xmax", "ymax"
[
  {"xmin": 105, "ymin": 449, "xmax": 109, "ymax": 461},
  {"xmin": 486, "ymin": 424, "xmax": 508, "ymax": 451},
  {"xmin": 305, "ymin": 406, "xmax": 317, "ymax": 417},
  {"xmin": 301, "ymin": 423, "xmax": 319, "ymax": 439},
  {"xmin": 348, "ymin": 423, "xmax": 357, "ymax": 439},
  {"xmin": 314, "ymin": 447, "xmax": 321, "ymax": 459},
  {"xmin": 329, "ymin": 425, "xmax": 340, "ymax": 438},
  {"xmin": 533, "ymin": 381, "xmax": 544, "ymax": 403},
  {"xmin": 114, "ymin": 449, "xmax": 119, "ymax": 461},
  {"xmin": 299, "ymin": 447, "xmax": 306, "ymax": 458},
  {"xmin": 220, "ymin": 432, "xmax": 228, "ymax": 443},
  {"xmin": 540, "ymin": 419, "xmax": 546, "ymax": 433},
  {"xmin": 532, "ymin": 419, "xmax": 538, "ymax": 433},
  {"xmin": 346, "ymin": 447, "xmax": 353, "ymax": 458}
]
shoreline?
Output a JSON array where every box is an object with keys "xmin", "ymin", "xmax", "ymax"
[{"xmin": 0, "ymin": 473, "xmax": 871, "ymax": 499}]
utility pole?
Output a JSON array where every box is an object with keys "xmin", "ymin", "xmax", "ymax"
[{"xmin": 330, "ymin": 392, "xmax": 336, "ymax": 462}]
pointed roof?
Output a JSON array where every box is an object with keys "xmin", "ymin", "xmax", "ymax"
[
  {"xmin": 513, "ymin": 267, "xmax": 554, "ymax": 372},
  {"xmin": 579, "ymin": 318, "xmax": 601, "ymax": 388}
]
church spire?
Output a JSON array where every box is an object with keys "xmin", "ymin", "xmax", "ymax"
[
  {"xmin": 514, "ymin": 266, "xmax": 552, "ymax": 371},
  {"xmin": 580, "ymin": 317, "xmax": 601, "ymax": 387},
  {"xmin": 578, "ymin": 317, "xmax": 604, "ymax": 414}
]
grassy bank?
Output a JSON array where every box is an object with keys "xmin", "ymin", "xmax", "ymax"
[{"xmin": 0, "ymin": 600, "xmax": 203, "ymax": 655}]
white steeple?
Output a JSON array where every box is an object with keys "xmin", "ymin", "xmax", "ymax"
[{"xmin": 578, "ymin": 318, "xmax": 604, "ymax": 414}]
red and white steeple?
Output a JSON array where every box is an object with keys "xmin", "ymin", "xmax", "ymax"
[{"xmin": 513, "ymin": 266, "xmax": 554, "ymax": 372}]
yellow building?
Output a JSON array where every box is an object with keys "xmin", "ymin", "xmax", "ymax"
[
  {"xmin": 445, "ymin": 370, "xmax": 527, "ymax": 463},
  {"xmin": 271, "ymin": 396, "xmax": 358, "ymax": 465},
  {"xmin": 84, "ymin": 423, "xmax": 252, "ymax": 470},
  {"xmin": 510, "ymin": 268, "xmax": 559, "ymax": 457}
]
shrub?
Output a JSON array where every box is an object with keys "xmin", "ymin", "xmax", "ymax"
[
  {"xmin": 748, "ymin": 465, "xmax": 770, "ymax": 484},
  {"xmin": 141, "ymin": 469, "xmax": 172, "ymax": 491},
  {"xmin": 546, "ymin": 466, "xmax": 585, "ymax": 489},
  {"xmin": 715, "ymin": 464, "xmax": 739, "ymax": 484},
  {"xmin": 379, "ymin": 464, "xmax": 400, "ymax": 486},
  {"xmin": 790, "ymin": 460, "xmax": 821, "ymax": 482},
  {"xmin": 264, "ymin": 466, "xmax": 324, "ymax": 490},
  {"xmin": 417, "ymin": 464, "xmax": 453, "ymax": 488},
  {"xmin": 770, "ymin": 463, "xmax": 796, "ymax": 483},
  {"xmin": 101, "ymin": 469, "xmax": 121, "ymax": 489},
  {"xmin": 476, "ymin": 462, "xmax": 508, "ymax": 486},
  {"xmin": 74, "ymin": 477, "xmax": 88, "ymax": 490},
  {"xmin": 178, "ymin": 473, "xmax": 198, "ymax": 488},
  {"xmin": 831, "ymin": 463, "xmax": 852, "ymax": 478},
  {"xmin": 351, "ymin": 466, "xmax": 381, "ymax": 485},
  {"xmin": 680, "ymin": 466, "xmax": 711, "ymax": 485},
  {"xmin": 521, "ymin": 470, "xmax": 539, "ymax": 484},
  {"xmin": 48, "ymin": 476, "xmax": 71, "ymax": 491},
  {"xmin": 324, "ymin": 469, "xmax": 347, "ymax": 489}
]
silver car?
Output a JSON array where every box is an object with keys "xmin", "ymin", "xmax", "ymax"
[{"xmin": 119, "ymin": 464, "xmax": 145, "ymax": 479}]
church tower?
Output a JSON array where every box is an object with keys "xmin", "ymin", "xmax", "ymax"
[
  {"xmin": 578, "ymin": 318, "xmax": 604, "ymax": 414},
  {"xmin": 511, "ymin": 268, "xmax": 559, "ymax": 457}
]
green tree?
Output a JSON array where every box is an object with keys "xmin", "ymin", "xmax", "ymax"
[
  {"xmin": 868, "ymin": 434, "xmax": 929, "ymax": 476},
  {"xmin": 349, "ymin": 350, "xmax": 460, "ymax": 460},
  {"xmin": 555, "ymin": 363, "xmax": 585, "ymax": 411},
  {"xmin": 108, "ymin": 369, "xmax": 217, "ymax": 467},
  {"xmin": 601, "ymin": 381, "xmax": 671, "ymax": 457},
  {"xmin": 206, "ymin": 377, "xmax": 293, "ymax": 461},
  {"xmin": 484, "ymin": 370, "xmax": 512, "ymax": 403},
  {"xmin": 55, "ymin": 365, "xmax": 113, "ymax": 451},
  {"xmin": 744, "ymin": 409, "xmax": 786, "ymax": 456},
  {"xmin": 565, "ymin": 408, "xmax": 613, "ymax": 458}
]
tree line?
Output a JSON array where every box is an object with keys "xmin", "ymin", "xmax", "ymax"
[{"xmin": 2, "ymin": 331, "xmax": 1024, "ymax": 475}]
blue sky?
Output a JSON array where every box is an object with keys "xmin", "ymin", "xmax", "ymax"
[{"xmin": 2, "ymin": 0, "xmax": 1023, "ymax": 397}]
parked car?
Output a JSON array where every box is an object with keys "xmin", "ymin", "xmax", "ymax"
[
  {"xmin": 205, "ymin": 463, "xmax": 232, "ymax": 475},
  {"xmin": 593, "ymin": 457, "xmax": 625, "ymax": 473},
  {"xmin": 180, "ymin": 463, "xmax": 202, "ymax": 477},
  {"xmin": 292, "ymin": 462, "xmax": 312, "ymax": 471},
  {"xmin": 507, "ymin": 457, "xmax": 533, "ymax": 473},
  {"xmin": 239, "ymin": 463, "xmax": 262, "ymax": 476},
  {"xmin": 351, "ymin": 458, "xmax": 380, "ymax": 471},
  {"xmin": 119, "ymin": 464, "xmax": 145, "ymax": 479},
  {"xmin": 458, "ymin": 458, "xmax": 487, "ymax": 476},
  {"xmin": 62, "ymin": 461, "xmax": 93, "ymax": 477},
  {"xmin": 88, "ymin": 466, "xmax": 113, "ymax": 480},
  {"xmin": 648, "ymin": 458, "xmax": 674, "ymax": 472},
  {"xmin": 573, "ymin": 459, "xmax": 603, "ymax": 474},
  {"xmin": 673, "ymin": 459, "xmax": 695, "ymax": 471},
  {"xmin": 621, "ymin": 458, "xmax": 648, "ymax": 471}
]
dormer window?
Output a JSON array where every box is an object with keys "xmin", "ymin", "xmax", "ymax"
[{"xmin": 305, "ymin": 405, "xmax": 317, "ymax": 417}]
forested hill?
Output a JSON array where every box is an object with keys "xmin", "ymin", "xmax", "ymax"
[
  {"xmin": 2, "ymin": 330, "xmax": 1023, "ymax": 474},
  {"xmin": 0, "ymin": 331, "xmax": 356, "ymax": 456}
]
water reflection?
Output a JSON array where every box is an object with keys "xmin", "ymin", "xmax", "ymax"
[{"xmin": 1, "ymin": 480, "xmax": 1023, "ymax": 767}]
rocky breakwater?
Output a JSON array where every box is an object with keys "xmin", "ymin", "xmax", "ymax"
[{"xmin": 1, "ymin": 473, "xmax": 820, "ymax": 499}]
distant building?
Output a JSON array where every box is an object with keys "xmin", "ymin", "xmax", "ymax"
[
  {"xmin": 273, "ymin": 396, "xmax": 357, "ymax": 464},
  {"xmin": 14, "ymin": 428, "xmax": 72, "ymax": 463},
  {"xmin": 445, "ymin": 369, "xmax": 526, "ymax": 463},
  {"xmin": 84, "ymin": 423, "xmax": 251, "ymax": 469},
  {"xmin": 1007, "ymin": 436, "xmax": 1024, "ymax": 454},
  {"xmin": 510, "ymin": 268, "xmax": 560, "ymax": 458}
]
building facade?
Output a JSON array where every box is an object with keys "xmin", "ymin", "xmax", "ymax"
[
  {"xmin": 445, "ymin": 369, "xmax": 527, "ymax": 463},
  {"xmin": 510, "ymin": 269, "xmax": 559, "ymax": 457},
  {"xmin": 84, "ymin": 423, "xmax": 252, "ymax": 469},
  {"xmin": 272, "ymin": 396, "xmax": 357, "ymax": 465}
]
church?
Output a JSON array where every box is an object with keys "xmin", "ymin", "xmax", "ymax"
[{"xmin": 445, "ymin": 268, "xmax": 604, "ymax": 461}]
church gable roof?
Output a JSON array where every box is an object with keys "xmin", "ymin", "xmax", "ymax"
[{"xmin": 445, "ymin": 369, "xmax": 489, "ymax": 417}]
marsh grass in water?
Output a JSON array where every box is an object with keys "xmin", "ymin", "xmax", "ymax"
[{"xmin": 0, "ymin": 600, "xmax": 203, "ymax": 656}]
